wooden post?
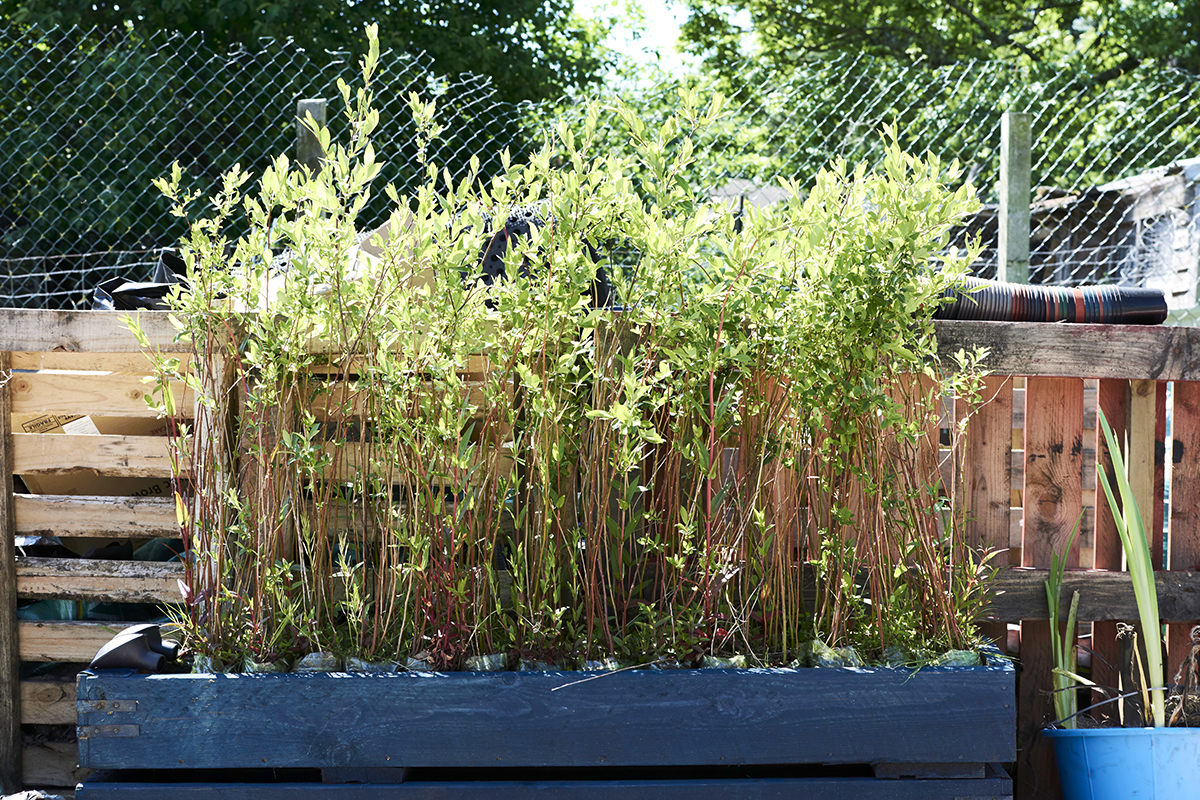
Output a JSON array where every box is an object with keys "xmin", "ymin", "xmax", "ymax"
[
  {"xmin": 998, "ymin": 111, "xmax": 1031, "ymax": 285},
  {"xmin": 296, "ymin": 98, "xmax": 327, "ymax": 174},
  {"xmin": 1, "ymin": 352, "xmax": 21, "ymax": 794}
]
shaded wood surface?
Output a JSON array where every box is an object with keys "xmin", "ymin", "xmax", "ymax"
[
  {"xmin": 985, "ymin": 569, "xmax": 1200, "ymax": 622},
  {"xmin": 1091, "ymin": 379, "xmax": 1129, "ymax": 705},
  {"xmin": 77, "ymin": 667, "xmax": 1015, "ymax": 771},
  {"xmin": 14, "ymin": 494, "xmax": 177, "ymax": 538},
  {"xmin": 23, "ymin": 741, "xmax": 92, "ymax": 787},
  {"xmin": 20, "ymin": 679, "xmax": 77, "ymax": 725},
  {"xmin": 1169, "ymin": 380, "xmax": 1200, "ymax": 678},
  {"xmin": 16, "ymin": 557, "xmax": 184, "ymax": 604},
  {"xmin": 0, "ymin": 352, "xmax": 19, "ymax": 794},
  {"xmin": 12, "ymin": 433, "xmax": 177, "ymax": 478},
  {"xmin": 18, "ymin": 621, "xmax": 138, "ymax": 663}
]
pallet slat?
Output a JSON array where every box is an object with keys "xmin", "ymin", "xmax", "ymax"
[
  {"xmin": 12, "ymin": 433, "xmax": 179, "ymax": 478},
  {"xmin": 10, "ymin": 372, "xmax": 193, "ymax": 418},
  {"xmin": 986, "ymin": 568, "xmax": 1200, "ymax": 622},
  {"xmin": 16, "ymin": 557, "xmax": 184, "ymax": 604},
  {"xmin": 0, "ymin": 310, "xmax": 187, "ymax": 353},
  {"xmin": 15, "ymin": 494, "xmax": 177, "ymax": 538},
  {"xmin": 20, "ymin": 680, "xmax": 76, "ymax": 725},
  {"xmin": 18, "ymin": 621, "xmax": 140, "ymax": 663},
  {"xmin": 22, "ymin": 741, "xmax": 92, "ymax": 788},
  {"xmin": 935, "ymin": 320, "xmax": 1200, "ymax": 381}
]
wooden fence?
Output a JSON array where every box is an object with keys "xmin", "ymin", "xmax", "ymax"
[{"xmin": 3, "ymin": 310, "xmax": 1200, "ymax": 798}]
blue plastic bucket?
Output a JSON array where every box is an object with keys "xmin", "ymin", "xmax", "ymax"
[{"xmin": 1044, "ymin": 727, "xmax": 1200, "ymax": 799}]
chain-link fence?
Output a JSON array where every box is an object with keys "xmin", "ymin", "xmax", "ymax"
[{"xmin": 3, "ymin": 25, "xmax": 1199, "ymax": 314}]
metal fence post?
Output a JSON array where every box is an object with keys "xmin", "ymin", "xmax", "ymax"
[
  {"xmin": 296, "ymin": 98, "xmax": 328, "ymax": 173},
  {"xmin": 998, "ymin": 111, "xmax": 1031, "ymax": 284}
]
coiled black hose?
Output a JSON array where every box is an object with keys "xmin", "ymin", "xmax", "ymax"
[{"xmin": 933, "ymin": 277, "xmax": 1168, "ymax": 325}]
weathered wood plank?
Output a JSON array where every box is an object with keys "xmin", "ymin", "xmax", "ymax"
[
  {"xmin": 0, "ymin": 352, "xmax": 21, "ymax": 794},
  {"xmin": 15, "ymin": 494, "xmax": 178, "ymax": 538},
  {"xmin": 9, "ymin": 371, "xmax": 193, "ymax": 418},
  {"xmin": 74, "ymin": 773, "xmax": 1013, "ymax": 800},
  {"xmin": 22, "ymin": 741, "xmax": 91, "ymax": 787},
  {"xmin": 985, "ymin": 568, "xmax": 1200, "ymax": 622},
  {"xmin": 0, "ymin": 310, "xmax": 187, "ymax": 353},
  {"xmin": 76, "ymin": 667, "xmax": 1015, "ymax": 771},
  {"xmin": 1012, "ymin": 384, "xmax": 1097, "ymax": 430},
  {"xmin": 18, "ymin": 622, "xmax": 138, "ymax": 663},
  {"xmin": 11, "ymin": 351, "xmax": 191, "ymax": 373},
  {"xmin": 1019, "ymin": 376, "xmax": 1082, "ymax": 800},
  {"xmin": 1093, "ymin": 379, "xmax": 1129, "ymax": 705},
  {"xmin": 1008, "ymin": 447, "xmax": 1096, "ymax": 489},
  {"xmin": 934, "ymin": 320, "xmax": 1200, "ymax": 381},
  {"xmin": 12, "ymin": 433, "xmax": 178, "ymax": 478},
  {"xmin": 20, "ymin": 680, "xmax": 77, "ymax": 725},
  {"xmin": 1168, "ymin": 380, "xmax": 1200, "ymax": 680},
  {"xmin": 1128, "ymin": 379, "xmax": 1160, "ymax": 560},
  {"xmin": 956, "ymin": 376, "xmax": 1012, "ymax": 646},
  {"xmin": 16, "ymin": 557, "xmax": 184, "ymax": 604}
]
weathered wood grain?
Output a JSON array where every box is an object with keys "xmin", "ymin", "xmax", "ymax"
[
  {"xmin": 76, "ymin": 666, "xmax": 1015, "ymax": 771},
  {"xmin": 0, "ymin": 310, "xmax": 187, "ymax": 353},
  {"xmin": 20, "ymin": 680, "xmax": 77, "ymax": 725},
  {"xmin": 18, "ymin": 621, "xmax": 138, "ymax": 663},
  {"xmin": 1093, "ymin": 379, "xmax": 1129, "ymax": 704},
  {"xmin": 956, "ymin": 376, "xmax": 1012, "ymax": 646},
  {"xmin": 16, "ymin": 557, "xmax": 184, "ymax": 604},
  {"xmin": 9, "ymin": 371, "xmax": 193, "ymax": 418},
  {"xmin": 935, "ymin": 320, "xmax": 1200, "ymax": 381},
  {"xmin": 1019, "ymin": 376, "xmax": 1082, "ymax": 800},
  {"xmin": 0, "ymin": 352, "xmax": 20, "ymax": 794},
  {"xmin": 986, "ymin": 568, "xmax": 1200, "ymax": 622},
  {"xmin": 1168, "ymin": 380, "xmax": 1200, "ymax": 678},
  {"xmin": 22, "ymin": 741, "xmax": 91, "ymax": 787},
  {"xmin": 14, "ymin": 494, "xmax": 177, "ymax": 538},
  {"xmin": 12, "ymin": 433, "xmax": 178, "ymax": 478}
]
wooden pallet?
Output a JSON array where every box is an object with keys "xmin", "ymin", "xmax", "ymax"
[{"xmin": 1, "ymin": 311, "xmax": 190, "ymax": 793}]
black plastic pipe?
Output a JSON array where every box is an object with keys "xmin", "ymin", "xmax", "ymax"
[{"xmin": 933, "ymin": 277, "xmax": 1168, "ymax": 325}]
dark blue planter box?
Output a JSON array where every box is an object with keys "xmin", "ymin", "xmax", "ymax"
[{"xmin": 76, "ymin": 660, "xmax": 1015, "ymax": 798}]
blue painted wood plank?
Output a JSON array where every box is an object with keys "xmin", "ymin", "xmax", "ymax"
[
  {"xmin": 77, "ymin": 663, "xmax": 1015, "ymax": 771},
  {"xmin": 78, "ymin": 774, "xmax": 1013, "ymax": 800}
]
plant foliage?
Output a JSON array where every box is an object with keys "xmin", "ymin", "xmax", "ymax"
[{"xmin": 138, "ymin": 27, "xmax": 994, "ymax": 671}]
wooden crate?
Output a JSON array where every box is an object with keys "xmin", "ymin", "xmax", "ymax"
[
  {"xmin": 75, "ymin": 661, "xmax": 1014, "ymax": 798},
  {"xmin": 10, "ymin": 312, "xmax": 1200, "ymax": 800},
  {"xmin": 1, "ymin": 310, "xmax": 191, "ymax": 793}
]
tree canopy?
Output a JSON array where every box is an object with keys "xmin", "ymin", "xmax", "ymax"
[
  {"xmin": 0, "ymin": 0, "xmax": 614, "ymax": 103},
  {"xmin": 679, "ymin": 0, "xmax": 1199, "ymax": 78}
]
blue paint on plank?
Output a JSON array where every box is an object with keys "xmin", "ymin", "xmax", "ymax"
[{"xmin": 78, "ymin": 663, "xmax": 1015, "ymax": 771}]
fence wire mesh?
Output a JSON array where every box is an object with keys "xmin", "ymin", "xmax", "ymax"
[{"xmin": 2, "ymin": 26, "xmax": 1198, "ymax": 314}]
